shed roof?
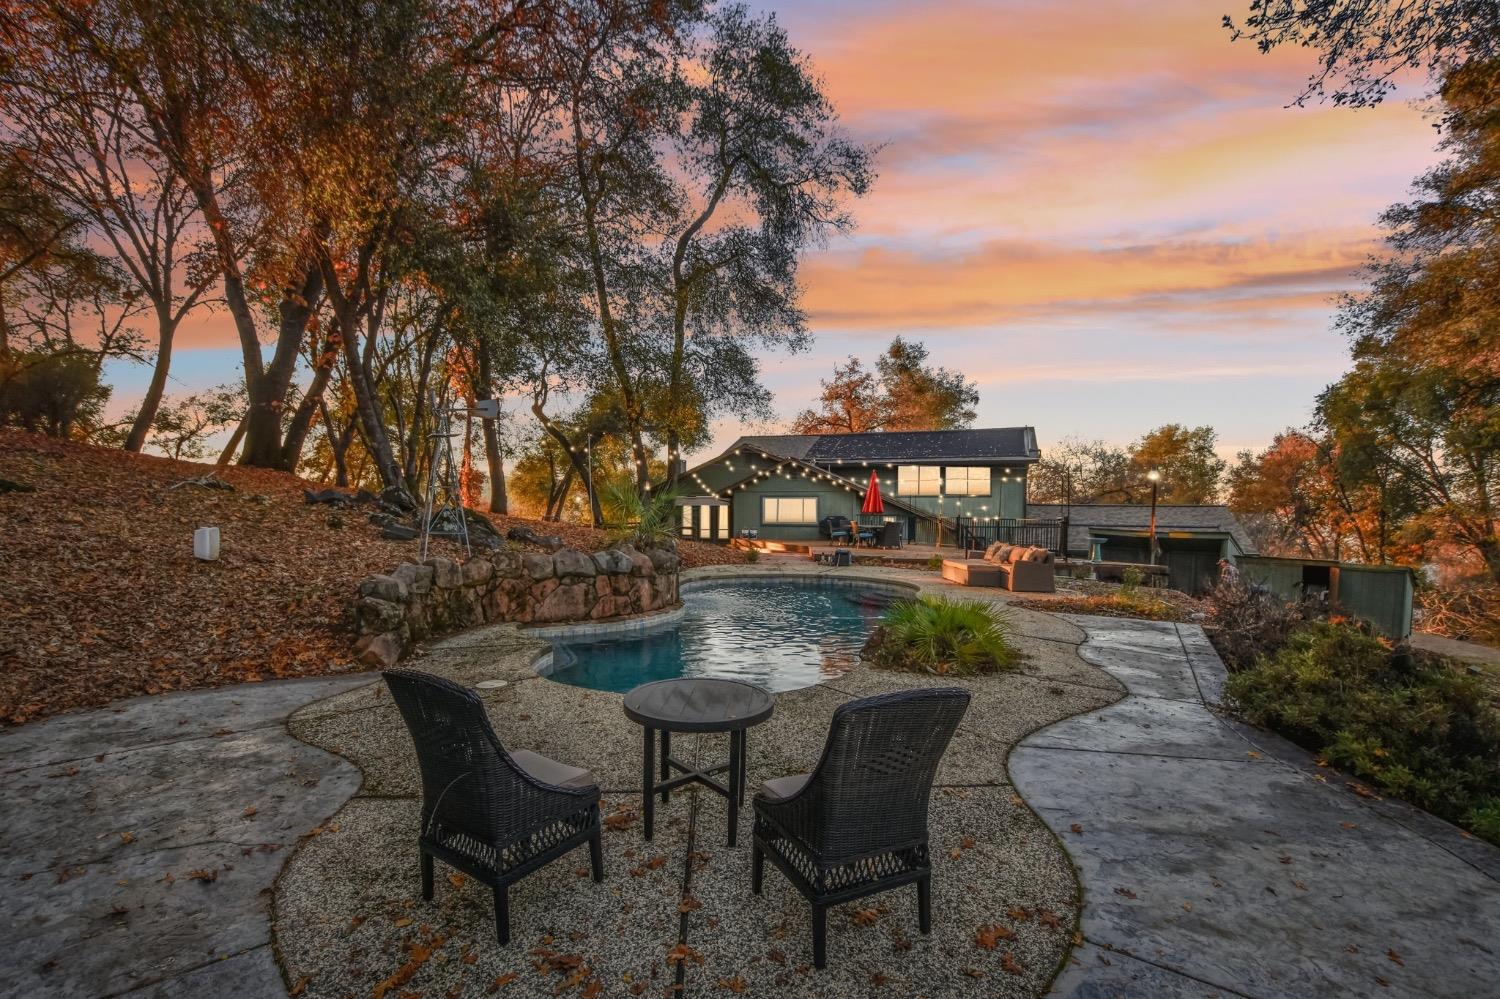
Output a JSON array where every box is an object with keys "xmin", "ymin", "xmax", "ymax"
[{"xmin": 1026, "ymin": 502, "xmax": 1257, "ymax": 555}]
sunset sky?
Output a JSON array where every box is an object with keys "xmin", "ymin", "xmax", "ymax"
[{"xmin": 102, "ymin": 0, "xmax": 1442, "ymax": 461}]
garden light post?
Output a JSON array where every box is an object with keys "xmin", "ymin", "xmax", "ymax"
[{"xmin": 1147, "ymin": 469, "xmax": 1161, "ymax": 565}]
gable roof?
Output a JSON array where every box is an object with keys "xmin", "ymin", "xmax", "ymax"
[
  {"xmin": 1026, "ymin": 502, "xmax": 1257, "ymax": 555},
  {"xmin": 724, "ymin": 427, "xmax": 1039, "ymax": 465}
]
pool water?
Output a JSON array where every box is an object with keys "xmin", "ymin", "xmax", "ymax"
[{"xmin": 543, "ymin": 579, "xmax": 901, "ymax": 694}]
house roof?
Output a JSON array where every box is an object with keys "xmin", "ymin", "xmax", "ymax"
[
  {"xmin": 723, "ymin": 427, "xmax": 1039, "ymax": 465},
  {"xmin": 1025, "ymin": 502, "xmax": 1257, "ymax": 555}
]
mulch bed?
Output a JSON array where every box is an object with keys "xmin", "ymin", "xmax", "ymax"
[
  {"xmin": 0, "ymin": 431, "xmax": 743, "ymax": 726},
  {"xmin": 1012, "ymin": 579, "xmax": 1204, "ymax": 623}
]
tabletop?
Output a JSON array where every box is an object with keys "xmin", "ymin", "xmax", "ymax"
[{"xmin": 622, "ymin": 678, "xmax": 774, "ymax": 733}]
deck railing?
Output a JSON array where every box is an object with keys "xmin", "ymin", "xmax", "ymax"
[{"xmin": 952, "ymin": 516, "xmax": 1066, "ymax": 554}]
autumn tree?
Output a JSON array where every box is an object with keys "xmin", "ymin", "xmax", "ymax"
[
  {"xmin": 877, "ymin": 337, "xmax": 977, "ymax": 431},
  {"xmin": 1128, "ymin": 424, "xmax": 1226, "ymax": 504},
  {"xmin": 791, "ymin": 357, "xmax": 884, "ymax": 434},
  {"xmin": 658, "ymin": 6, "xmax": 873, "ymax": 475},
  {"xmin": 1027, "ymin": 437, "xmax": 1134, "ymax": 504},
  {"xmin": 791, "ymin": 337, "xmax": 976, "ymax": 434},
  {"xmin": 1318, "ymin": 61, "xmax": 1500, "ymax": 583},
  {"xmin": 2, "ymin": 12, "xmax": 216, "ymax": 451}
]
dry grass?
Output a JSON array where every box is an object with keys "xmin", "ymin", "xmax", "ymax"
[{"xmin": 0, "ymin": 430, "xmax": 742, "ymax": 725}]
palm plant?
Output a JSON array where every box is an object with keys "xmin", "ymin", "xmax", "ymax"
[
  {"xmin": 602, "ymin": 479, "xmax": 679, "ymax": 550},
  {"xmin": 871, "ymin": 596, "xmax": 1017, "ymax": 676}
]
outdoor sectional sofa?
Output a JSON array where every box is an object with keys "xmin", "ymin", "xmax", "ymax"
[{"xmin": 940, "ymin": 543, "xmax": 1057, "ymax": 593}]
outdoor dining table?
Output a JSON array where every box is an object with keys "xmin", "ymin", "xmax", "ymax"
[{"xmin": 622, "ymin": 677, "xmax": 774, "ymax": 847}]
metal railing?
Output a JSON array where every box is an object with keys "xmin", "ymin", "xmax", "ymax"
[{"xmin": 952, "ymin": 516, "xmax": 1066, "ymax": 554}]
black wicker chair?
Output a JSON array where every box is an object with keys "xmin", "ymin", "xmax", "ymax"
[
  {"xmin": 751, "ymin": 688, "xmax": 971, "ymax": 969},
  {"xmin": 383, "ymin": 669, "xmax": 604, "ymax": 945}
]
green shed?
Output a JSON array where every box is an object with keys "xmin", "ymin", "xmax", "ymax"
[{"xmin": 1235, "ymin": 555, "xmax": 1415, "ymax": 638}]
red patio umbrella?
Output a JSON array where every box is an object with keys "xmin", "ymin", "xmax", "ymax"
[{"xmin": 862, "ymin": 469, "xmax": 885, "ymax": 515}]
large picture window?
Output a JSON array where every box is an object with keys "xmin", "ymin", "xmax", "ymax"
[
  {"xmin": 944, "ymin": 466, "xmax": 992, "ymax": 496},
  {"xmin": 762, "ymin": 496, "xmax": 818, "ymax": 524},
  {"xmin": 896, "ymin": 465, "xmax": 941, "ymax": 496}
]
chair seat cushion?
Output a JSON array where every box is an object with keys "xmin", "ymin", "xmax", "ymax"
[
  {"xmin": 758, "ymin": 773, "xmax": 811, "ymax": 802},
  {"xmin": 509, "ymin": 748, "xmax": 596, "ymax": 789}
]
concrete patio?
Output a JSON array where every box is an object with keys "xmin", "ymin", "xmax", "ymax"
[{"xmin": 5, "ymin": 563, "xmax": 1499, "ymax": 998}]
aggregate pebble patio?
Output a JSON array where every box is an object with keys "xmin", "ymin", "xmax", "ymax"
[{"xmin": 274, "ymin": 565, "xmax": 1123, "ymax": 998}]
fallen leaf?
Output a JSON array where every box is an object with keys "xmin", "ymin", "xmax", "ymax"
[
  {"xmin": 851, "ymin": 908, "xmax": 881, "ymax": 927},
  {"xmin": 975, "ymin": 924, "xmax": 1016, "ymax": 949},
  {"xmin": 1070, "ymin": 823, "xmax": 1084, "ymax": 835},
  {"xmin": 1113, "ymin": 887, "xmax": 1137, "ymax": 900},
  {"xmin": 716, "ymin": 976, "xmax": 748, "ymax": 993},
  {"xmin": 487, "ymin": 972, "xmax": 518, "ymax": 992},
  {"xmin": 447, "ymin": 873, "xmax": 466, "ymax": 889},
  {"xmin": 1386, "ymin": 949, "xmax": 1404, "ymax": 967},
  {"xmin": 186, "ymin": 868, "xmax": 217, "ymax": 883},
  {"xmin": 1001, "ymin": 951, "xmax": 1026, "ymax": 976}
]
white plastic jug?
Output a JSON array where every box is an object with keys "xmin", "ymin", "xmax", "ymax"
[{"xmin": 194, "ymin": 526, "xmax": 221, "ymax": 561}]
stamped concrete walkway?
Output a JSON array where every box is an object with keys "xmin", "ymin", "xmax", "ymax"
[
  {"xmin": 1012, "ymin": 616, "xmax": 1500, "ymax": 999},
  {"xmin": 0, "ymin": 675, "xmax": 370, "ymax": 999}
]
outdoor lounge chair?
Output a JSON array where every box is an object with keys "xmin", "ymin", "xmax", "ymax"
[
  {"xmin": 383, "ymin": 669, "xmax": 604, "ymax": 945},
  {"xmin": 751, "ymin": 688, "xmax": 971, "ymax": 969}
]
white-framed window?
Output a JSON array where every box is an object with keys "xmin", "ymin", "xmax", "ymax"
[
  {"xmin": 896, "ymin": 465, "xmax": 941, "ymax": 496},
  {"xmin": 762, "ymin": 496, "xmax": 818, "ymax": 524},
  {"xmin": 715, "ymin": 504, "xmax": 729, "ymax": 537},
  {"xmin": 681, "ymin": 505, "xmax": 693, "ymax": 536},
  {"xmin": 945, "ymin": 466, "xmax": 992, "ymax": 496}
]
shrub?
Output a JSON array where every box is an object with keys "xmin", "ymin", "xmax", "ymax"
[
  {"xmin": 1205, "ymin": 578, "xmax": 1324, "ymax": 671},
  {"xmin": 743, "ymin": 546, "xmax": 759, "ymax": 563},
  {"xmin": 0, "ymin": 349, "xmax": 109, "ymax": 437},
  {"xmin": 863, "ymin": 595, "xmax": 1017, "ymax": 676},
  {"xmin": 1120, "ymin": 565, "xmax": 1144, "ymax": 592},
  {"xmin": 1227, "ymin": 619, "xmax": 1500, "ymax": 844},
  {"xmin": 926, "ymin": 555, "xmax": 944, "ymax": 572}
]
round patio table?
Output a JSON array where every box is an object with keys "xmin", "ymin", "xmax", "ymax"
[{"xmin": 622, "ymin": 678, "xmax": 774, "ymax": 846}]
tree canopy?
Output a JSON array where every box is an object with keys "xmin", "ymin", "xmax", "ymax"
[{"xmin": 791, "ymin": 337, "xmax": 977, "ymax": 434}]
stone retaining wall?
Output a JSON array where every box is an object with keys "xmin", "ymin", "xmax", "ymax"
[{"xmin": 352, "ymin": 543, "xmax": 680, "ymax": 667}]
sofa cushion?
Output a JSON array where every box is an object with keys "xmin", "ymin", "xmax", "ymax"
[
  {"xmin": 1006, "ymin": 547, "xmax": 1030, "ymax": 563},
  {"xmin": 1026, "ymin": 548, "xmax": 1053, "ymax": 563},
  {"xmin": 987, "ymin": 543, "xmax": 1014, "ymax": 564}
]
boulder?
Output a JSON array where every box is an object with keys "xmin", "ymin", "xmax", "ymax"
[
  {"xmin": 489, "ymin": 548, "xmax": 522, "ymax": 577},
  {"xmin": 522, "ymin": 553, "xmax": 556, "ymax": 580},
  {"xmin": 358, "ymin": 573, "xmax": 409, "ymax": 604},
  {"xmin": 354, "ymin": 631, "xmax": 403, "ymax": 668},
  {"xmin": 507, "ymin": 525, "xmax": 565, "ymax": 551},
  {"xmin": 534, "ymin": 581, "xmax": 593, "ymax": 623},
  {"xmin": 392, "ymin": 562, "xmax": 434, "ymax": 595},
  {"xmin": 647, "ymin": 547, "xmax": 680, "ymax": 575},
  {"xmin": 355, "ymin": 596, "xmax": 404, "ymax": 634},
  {"xmin": 381, "ymin": 485, "xmax": 418, "ymax": 513},
  {"xmin": 628, "ymin": 550, "xmax": 656, "ymax": 577},
  {"xmin": 553, "ymin": 549, "xmax": 597, "ymax": 578},
  {"xmin": 381, "ymin": 523, "xmax": 419, "ymax": 542},
  {"xmin": 426, "ymin": 556, "xmax": 463, "ymax": 589},
  {"xmin": 593, "ymin": 548, "xmax": 634, "ymax": 575},
  {"xmin": 304, "ymin": 488, "xmax": 356, "ymax": 506},
  {"xmin": 460, "ymin": 557, "xmax": 494, "ymax": 587}
]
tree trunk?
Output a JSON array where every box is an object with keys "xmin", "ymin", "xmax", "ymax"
[
  {"xmin": 531, "ymin": 402, "xmax": 603, "ymax": 526},
  {"xmin": 123, "ymin": 312, "xmax": 175, "ymax": 452},
  {"xmin": 475, "ymin": 348, "xmax": 507, "ymax": 514},
  {"xmin": 241, "ymin": 263, "xmax": 324, "ymax": 467},
  {"xmin": 279, "ymin": 332, "xmax": 339, "ymax": 472},
  {"xmin": 547, "ymin": 463, "xmax": 577, "ymax": 521},
  {"xmin": 217, "ymin": 417, "xmax": 247, "ymax": 465}
]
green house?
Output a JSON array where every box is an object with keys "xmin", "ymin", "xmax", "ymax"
[{"xmin": 669, "ymin": 428, "xmax": 1040, "ymax": 545}]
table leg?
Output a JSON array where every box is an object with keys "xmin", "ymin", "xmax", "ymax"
[
  {"xmin": 726, "ymin": 728, "xmax": 740, "ymax": 847},
  {"xmin": 642, "ymin": 726, "xmax": 655, "ymax": 841},
  {"xmin": 734, "ymin": 729, "xmax": 747, "ymax": 806},
  {"xmin": 659, "ymin": 730, "xmax": 671, "ymax": 803}
]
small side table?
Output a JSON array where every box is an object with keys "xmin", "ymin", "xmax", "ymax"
[{"xmin": 622, "ymin": 678, "xmax": 774, "ymax": 847}]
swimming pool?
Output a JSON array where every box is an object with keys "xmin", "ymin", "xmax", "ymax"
[{"xmin": 541, "ymin": 578, "xmax": 910, "ymax": 694}]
